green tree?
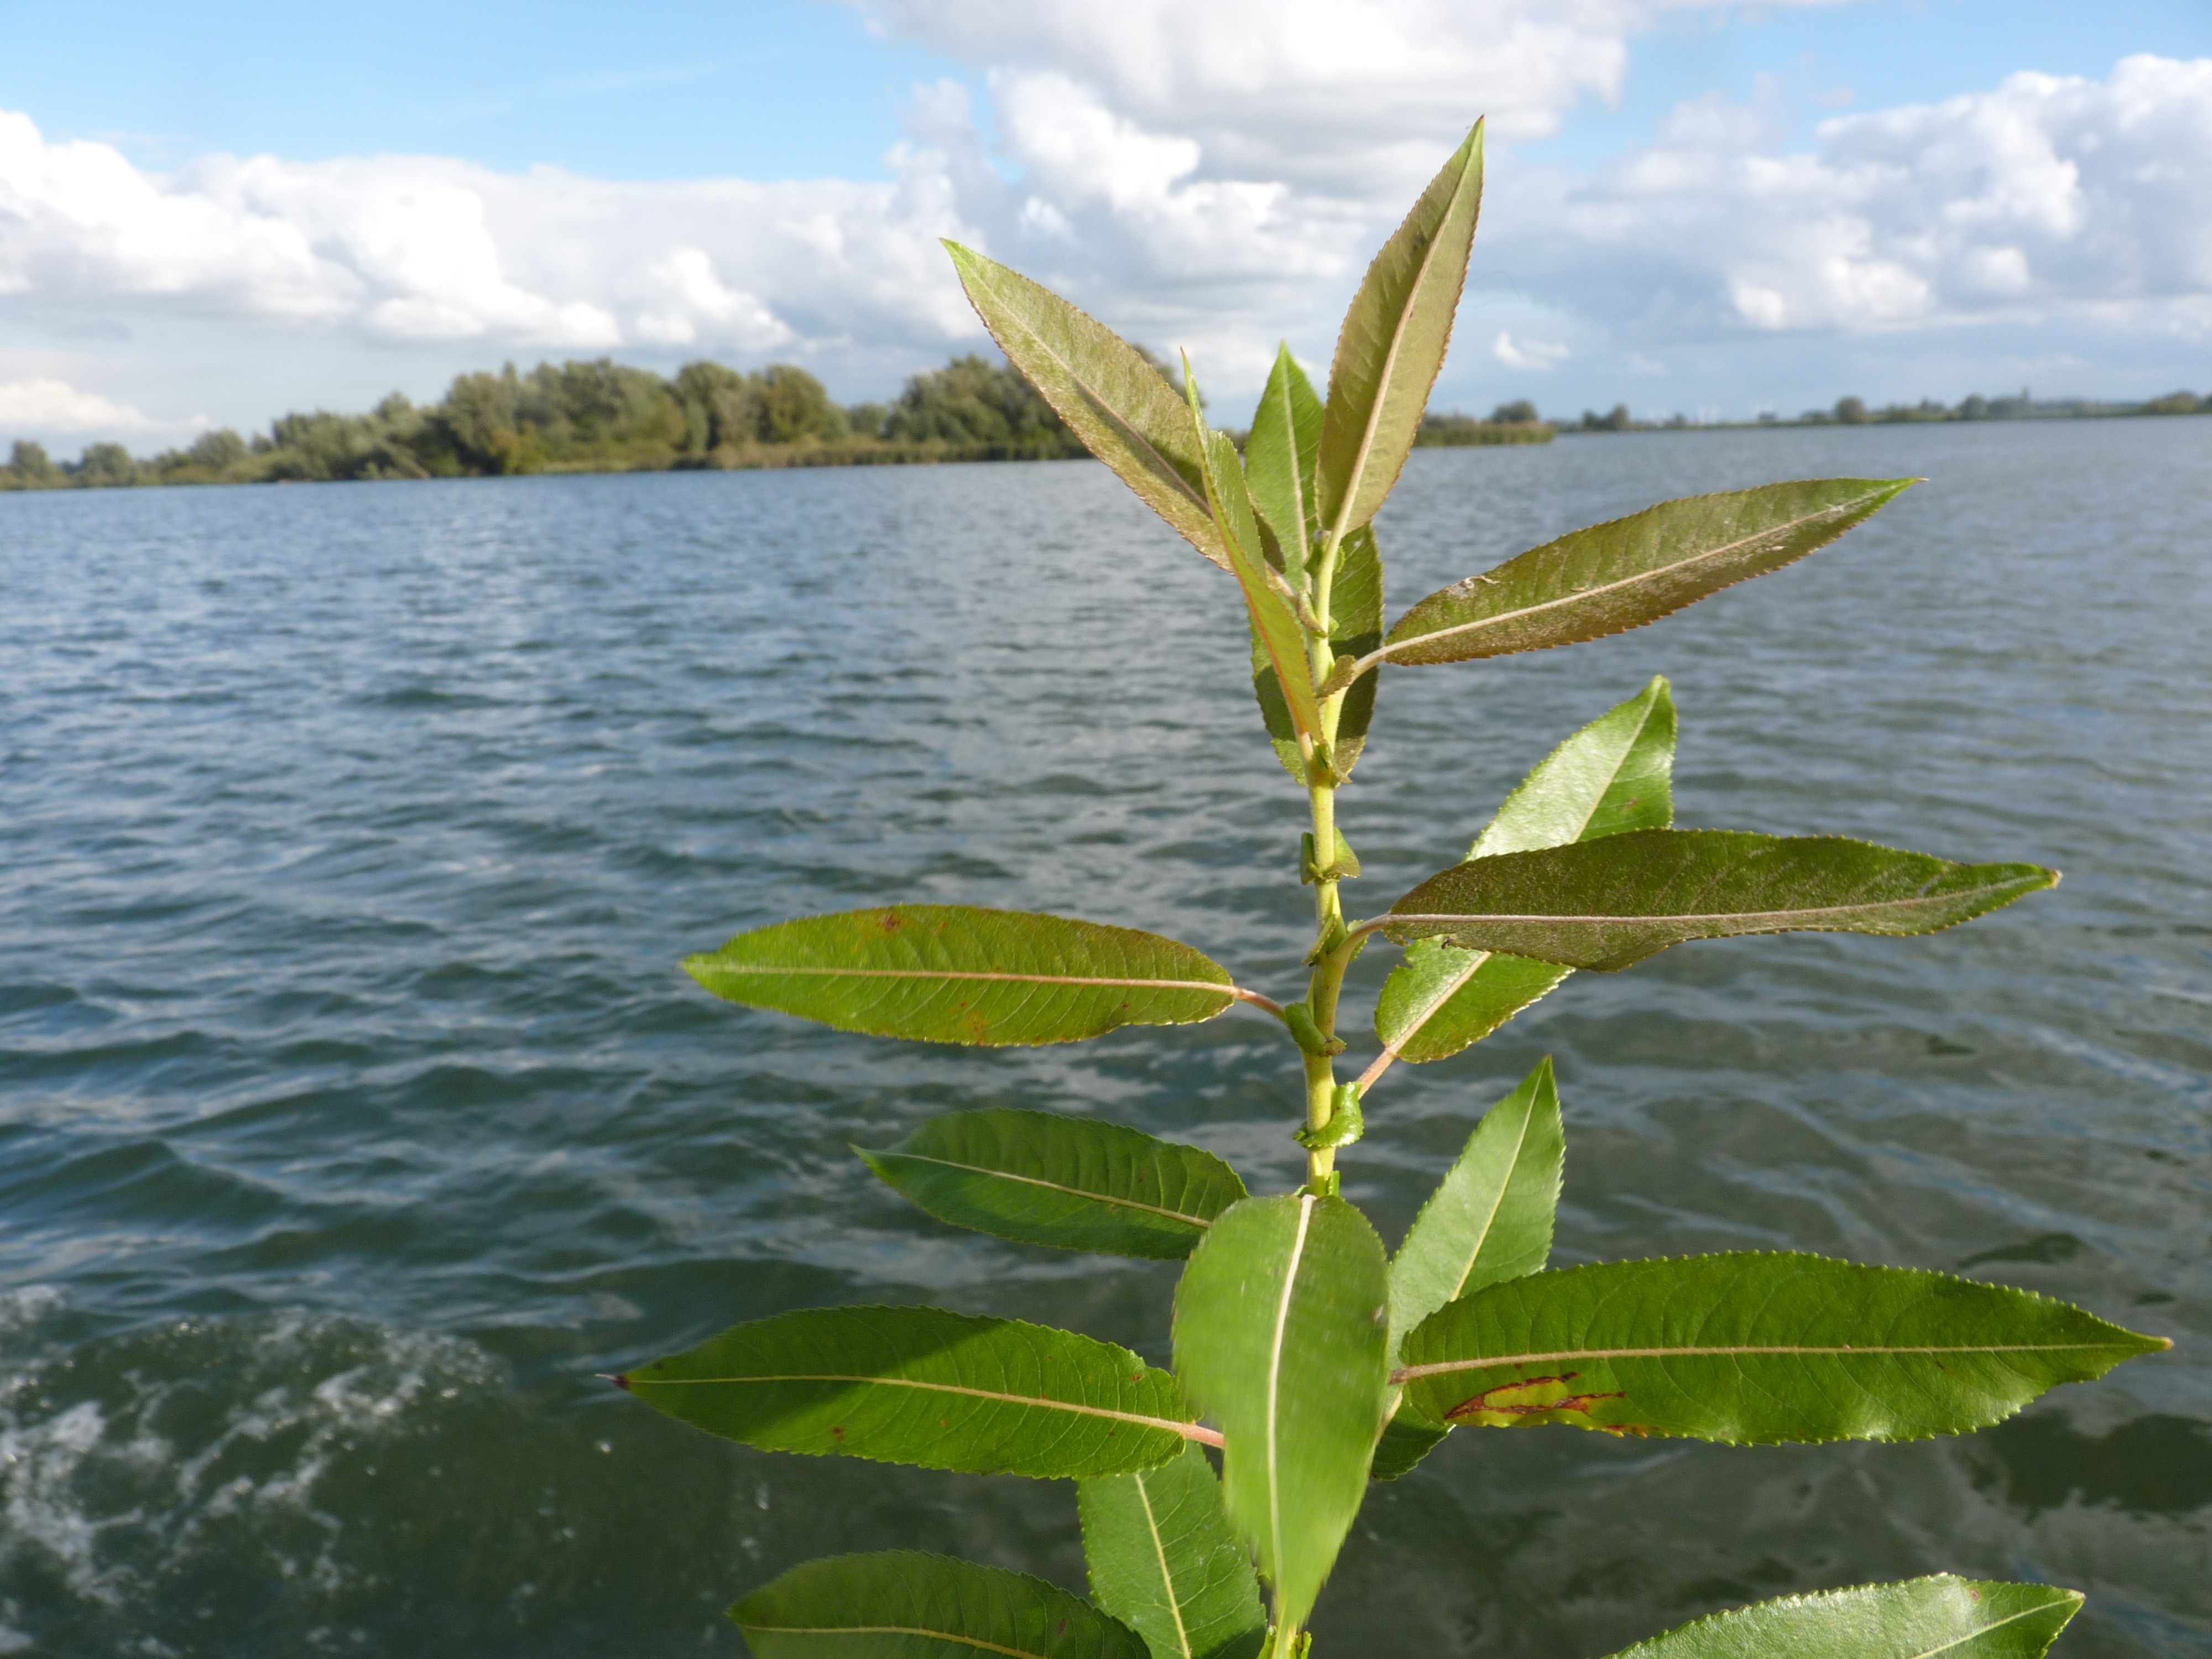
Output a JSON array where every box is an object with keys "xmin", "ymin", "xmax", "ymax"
[
  {"xmin": 75, "ymin": 441, "xmax": 138, "ymax": 486},
  {"xmin": 6, "ymin": 439, "xmax": 55, "ymax": 485},
  {"xmin": 1835, "ymin": 395, "xmax": 1871, "ymax": 424},
  {"xmin": 618, "ymin": 119, "xmax": 2166, "ymax": 1659},
  {"xmin": 883, "ymin": 353, "xmax": 1076, "ymax": 451},
  {"xmin": 1488, "ymin": 398, "xmax": 1538, "ymax": 423},
  {"xmin": 754, "ymin": 364, "xmax": 847, "ymax": 444}
]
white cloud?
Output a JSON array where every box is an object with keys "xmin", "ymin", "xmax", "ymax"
[
  {"xmin": 3, "ymin": 21, "xmax": 2208, "ymax": 427},
  {"xmin": 0, "ymin": 108, "xmax": 984, "ymax": 361},
  {"xmin": 1512, "ymin": 54, "xmax": 2212, "ymax": 341},
  {"xmin": 0, "ymin": 378, "xmax": 173, "ymax": 434},
  {"xmin": 1493, "ymin": 330, "xmax": 1571, "ymax": 371}
]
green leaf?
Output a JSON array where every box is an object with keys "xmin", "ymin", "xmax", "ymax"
[
  {"xmin": 621, "ymin": 1305, "xmax": 1203, "ymax": 1479},
  {"xmin": 1172, "ymin": 1194, "xmax": 1390, "ymax": 1632},
  {"xmin": 686, "ymin": 905, "xmax": 1237, "ymax": 1046},
  {"xmin": 1188, "ymin": 369, "xmax": 1324, "ymax": 753},
  {"xmin": 1373, "ymin": 679, "xmax": 1674, "ymax": 1063},
  {"xmin": 1383, "ymin": 830, "xmax": 2057, "ymax": 972},
  {"xmin": 1371, "ymin": 946, "xmax": 1569, "ymax": 1067},
  {"xmin": 1387, "ymin": 1058, "xmax": 1563, "ymax": 1348},
  {"xmin": 858, "ymin": 1109, "xmax": 1248, "ymax": 1261},
  {"xmin": 1594, "ymin": 1575, "xmax": 2082, "ymax": 1659},
  {"xmin": 1396, "ymin": 1253, "xmax": 2169, "ymax": 1443},
  {"xmin": 1472, "ymin": 675, "xmax": 1677, "ymax": 856},
  {"xmin": 1317, "ymin": 121, "xmax": 1485, "ymax": 542},
  {"xmin": 1079, "ymin": 1443, "xmax": 1268, "ymax": 1659},
  {"xmin": 1366, "ymin": 1411, "xmax": 1451, "ymax": 1482},
  {"xmin": 1379, "ymin": 478, "xmax": 1913, "ymax": 666},
  {"xmin": 1253, "ymin": 525, "xmax": 1381, "ymax": 782},
  {"xmin": 731, "ymin": 1551, "xmax": 1149, "ymax": 1659},
  {"xmin": 1244, "ymin": 344, "xmax": 1323, "ymax": 576},
  {"xmin": 945, "ymin": 242, "xmax": 1226, "ymax": 571}
]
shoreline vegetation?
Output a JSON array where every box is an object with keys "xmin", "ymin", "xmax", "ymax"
[{"xmin": 3, "ymin": 357, "xmax": 2204, "ymax": 494}]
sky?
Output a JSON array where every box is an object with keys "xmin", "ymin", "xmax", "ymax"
[{"xmin": 2, "ymin": 0, "xmax": 2209, "ymax": 450}]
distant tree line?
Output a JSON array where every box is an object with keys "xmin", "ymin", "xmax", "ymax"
[
  {"xmin": 1563, "ymin": 388, "xmax": 2212, "ymax": 434},
  {"xmin": 9, "ymin": 368, "xmax": 2206, "ymax": 491},
  {"xmin": 1, "ymin": 352, "xmax": 1105, "ymax": 491}
]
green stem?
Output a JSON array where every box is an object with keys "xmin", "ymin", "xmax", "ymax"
[{"xmin": 1300, "ymin": 528, "xmax": 1350, "ymax": 1191}]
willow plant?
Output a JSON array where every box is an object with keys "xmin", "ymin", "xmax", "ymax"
[{"xmin": 615, "ymin": 122, "xmax": 2167, "ymax": 1659}]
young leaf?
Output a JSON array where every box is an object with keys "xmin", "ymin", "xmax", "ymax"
[
  {"xmin": 945, "ymin": 242, "xmax": 1226, "ymax": 571},
  {"xmin": 1079, "ymin": 1443, "xmax": 1268, "ymax": 1659},
  {"xmin": 1395, "ymin": 1253, "xmax": 2169, "ymax": 1444},
  {"xmin": 1189, "ymin": 372, "xmax": 1324, "ymax": 752},
  {"xmin": 686, "ymin": 905, "xmax": 1237, "ymax": 1046},
  {"xmin": 1244, "ymin": 345, "xmax": 1323, "ymax": 574},
  {"xmin": 858, "ymin": 1109, "xmax": 1248, "ymax": 1261},
  {"xmin": 1172, "ymin": 1194, "xmax": 1390, "ymax": 1633},
  {"xmin": 1373, "ymin": 679, "xmax": 1674, "ymax": 1063},
  {"xmin": 1316, "ymin": 121, "xmax": 1485, "ymax": 542},
  {"xmin": 620, "ymin": 1305, "xmax": 1204, "ymax": 1479},
  {"xmin": 1375, "ymin": 478, "xmax": 1913, "ymax": 668},
  {"xmin": 1251, "ymin": 527, "xmax": 1383, "ymax": 782},
  {"xmin": 1384, "ymin": 830, "xmax": 2057, "ymax": 972},
  {"xmin": 1594, "ymin": 1575, "xmax": 2081, "ymax": 1659},
  {"xmin": 731, "ymin": 1551, "xmax": 1149, "ymax": 1659},
  {"xmin": 1252, "ymin": 525, "xmax": 1382, "ymax": 782},
  {"xmin": 1472, "ymin": 675, "xmax": 1677, "ymax": 857},
  {"xmin": 1387, "ymin": 1058, "xmax": 1563, "ymax": 1348}
]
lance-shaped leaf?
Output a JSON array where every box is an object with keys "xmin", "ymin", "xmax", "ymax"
[
  {"xmin": 1252, "ymin": 525, "xmax": 1381, "ymax": 782},
  {"xmin": 1368, "ymin": 1060, "xmax": 1564, "ymax": 1481},
  {"xmin": 946, "ymin": 242, "xmax": 1225, "ymax": 571},
  {"xmin": 1594, "ymin": 1575, "xmax": 2082, "ymax": 1659},
  {"xmin": 1317, "ymin": 121, "xmax": 1485, "ymax": 542},
  {"xmin": 1372, "ymin": 478, "xmax": 1913, "ymax": 670},
  {"xmin": 1079, "ymin": 1443, "xmax": 1267, "ymax": 1659},
  {"xmin": 1395, "ymin": 1253, "xmax": 2169, "ymax": 1443},
  {"xmin": 1172, "ymin": 1194, "xmax": 1390, "ymax": 1632},
  {"xmin": 1388, "ymin": 1058, "xmax": 1563, "ymax": 1348},
  {"xmin": 686, "ymin": 905, "xmax": 1237, "ymax": 1046},
  {"xmin": 620, "ymin": 1305, "xmax": 1205, "ymax": 1479},
  {"xmin": 1374, "ymin": 679, "xmax": 1674, "ymax": 1063},
  {"xmin": 1190, "ymin": 371, "xmax": 1324, "ymax": 752},
  {"xmin": 1383, "ymin": 830, "xmax": 2057, "ymax": 973},
  {"xmin": 858, "ymin": 1109, "xmax": 1248, "ymax": 1261},
  {"xmin": 731, "ymin": 1551, "xmax": 1149, "ymax": 1659},
  {"xmin": 1472, "ymin": 675, "xmax": 1677, "ymax": 857},
  {"xmin": 1245, "ymin": 344, "xmax": 1323, "ymax": 575}
]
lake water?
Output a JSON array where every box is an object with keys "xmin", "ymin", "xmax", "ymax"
[{"xmin": 2, "ymin": 419, "xmax": 2207, "ymax": 1657}]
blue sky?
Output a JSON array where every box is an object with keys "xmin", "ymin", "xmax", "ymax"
[{"xmin": 2, "ymin": 0, "xmax": 2208, "ymax": 446}]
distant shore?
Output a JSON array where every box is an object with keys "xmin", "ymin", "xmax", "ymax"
[{"xmin": 5, "ymin": 358, "xmax": 2201, "ymax": 494}]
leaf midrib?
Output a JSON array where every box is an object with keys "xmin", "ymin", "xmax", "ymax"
[
  {"xmin": 1371, "ymin": 492, "xmax": 1880, "ymax": 670},
  {"xmin": 1394, "ymin": 1339, "xmax": 2143, "ymax": 1385},
  {"xmin": 1905, "ymin": 1599, "xmax": 2070, "ymax": 1659},
  {"xmin": 1444, "ymin": 1099, "xmax": 1535, "ymax": 1305},
  {"xmin": 1131, "ymin": 1465, "xmax": 1194, "ymax": 1659},
  {"xmin": 1389, "ymin": 885, "xmax": 2037, "ymax": 931},
  {"xmin": 702, "ymin": 965, "xmax": 1232, "ymax": 994},
  {"xmin": 869, "ymin": 1149, "xmax": 1216, "ymax": 1230},
  {"xmin": 982, "ymin": 266, "xmax": 1210, "ymax": 525},
  {"xmin": 638, "ymin": 1371, "xmax": 1220, "ymax": 1443},
  {"xmin": 1264, "ymin": 1195, "xmax": 1317, "ymax": 1580},
  {"xmin": 1327, "ymin": 149, "xmax": 1477, "ymax": 547}
]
